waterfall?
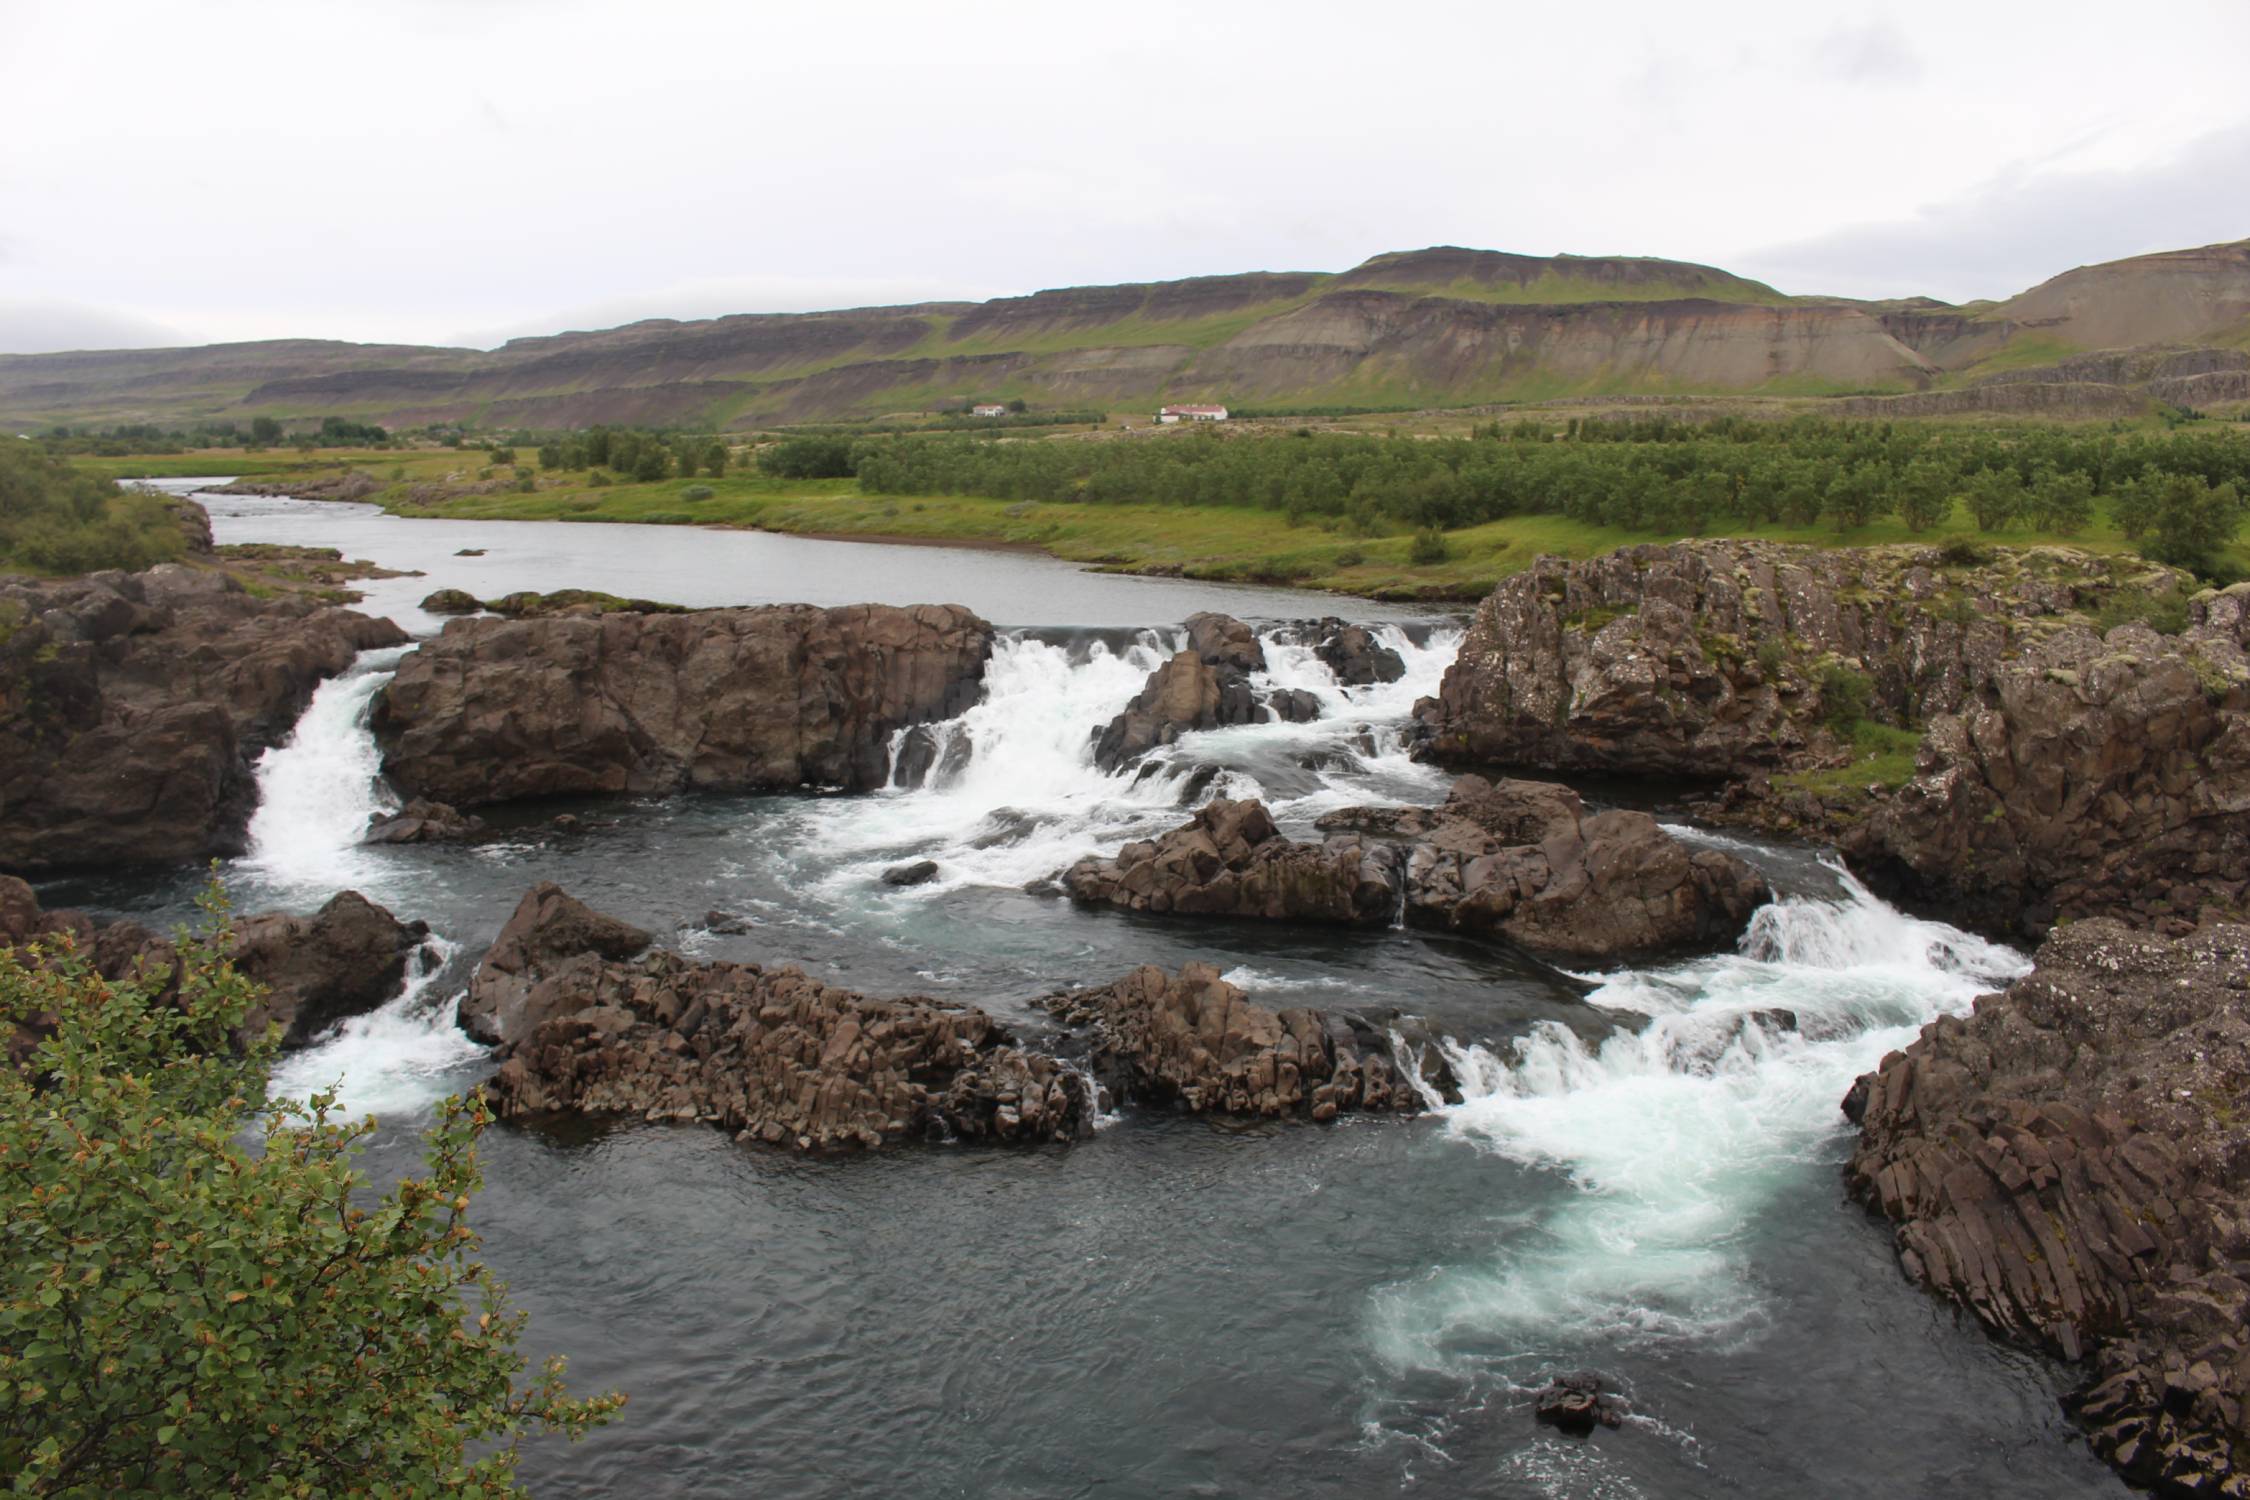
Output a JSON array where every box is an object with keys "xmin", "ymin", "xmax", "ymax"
[
  {"xmin": 1370, "ymin": 865, "xmax": 2029, "ymax": 1365},
  {"xmin": 240, "ymin": 646, "xmax": 410, "ymax": 892},
  {"xmin": 266, "ymin": 938, "xmax": 484, "ymax": 1119}
]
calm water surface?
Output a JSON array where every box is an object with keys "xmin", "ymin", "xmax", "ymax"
[{"xmin": 54, "ymin": 485, "xmax": 2121, "ymax": 1497}]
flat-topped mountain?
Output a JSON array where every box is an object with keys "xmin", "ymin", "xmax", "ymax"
[{"xmin": 6, "ymin": 240, "xmax": 2248, "ymax": 429}]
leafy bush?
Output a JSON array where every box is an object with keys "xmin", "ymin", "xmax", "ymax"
[
  {"xmin": 0, "ymin": 890, "xmax": 621, "ymax": 1493},
  {"xmin": 1816, "ymin": 662, "xmax": 1875, "ymax": 732},
  {"xmin": 756, "ymin": 437, "xmax": 855, "ymax": 480},
  {"xmin": 1332, "ymin": 547, "xmax": 1365, "ymax": 568},
  {"xmin": 1408, "ymin": 527, "xmax": 1450, "ymax": 565},
  {"xmin": 2094, "ymin": 585, "xmax": 2193, "ymax": 635},
  {"xmin": 0, "ymin": 442, "xmax": 187, "ymax": 575},
  {"xmin": 679, "ymin": 485, "xmax": 714, "ymax": 502}
]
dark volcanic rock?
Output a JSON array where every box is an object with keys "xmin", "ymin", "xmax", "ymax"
[
  {"xmin": 1420, "ymin": 538, "xmax": 2192, "ymax": 779},
  {"xmin": 1866, "ymin": 591, "xmax": 2250, "ymax": 933},
  {"xmin": 232, "ymin": 891, "xmax": 431, "ymax": 1047},
  {"xmin": 0, "ymin": 564, "xmax": 407, "ymax": 873},
  {"xmin": 472, "ymin": 884, "xmax": 1089, "ymax": 1148},
  {"xmin": 1368, "ymin": 776, "xmax": 1769, "ymax": 960},
  {"xmin": 1092, "ymin": 612, "xmax": 1267, "ymax": 770},
  {"xmin": 1042, "ymin": 961, "xmax": 1451, "ymax": 1120},
  {"xmin": 1846, "ymin": 920, "xmax": 2250, "ymax": 1497},
  {"xmin": 372, "ymin": 602, "xmax": 993, "ymax": 808},
  {"xmin": 2, "ymin": 877, "xmax": 424, "ymax": 1057},
  {"xmin": 881, "ymin": 859, "xmax": 940, "ymax": 887},
  {"xmin": 1062, "ymin": 798, "xmax": 1403, "ymax": 926},
  {"xmin": 419, "ymin": 587, "xmax": 481, "ymax": 615},
  {"xmin": 1305, "ymin": 618, "xmax": 1406, "ymax": 686},
  {"xmin": 363, "ymin": 798, "xmax": 485, "ymax": 844},
  {"xmin": 460, "ymin": 882, "xmax": 653, "ymax": 1047},
  {"xmin": 1533, "ymin": 1371, "xmax": 1630, "ymax": 1434}
]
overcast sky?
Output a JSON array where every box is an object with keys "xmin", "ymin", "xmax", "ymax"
[{"xmin": 4, "ymin": 0, "xmax": 2248, "ymax": 354}]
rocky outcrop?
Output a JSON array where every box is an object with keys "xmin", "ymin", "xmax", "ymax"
[
  {"xmin": 470, "ymin": 884, "xmax": 1089, "ymax": 1148},
  {"xmin": 362, "ymin": 798, "xmax": 485, "ymax": 845},
  {"xmin": 1092, "ymin": 612, "xmax": 1270, "ymax": 771},
  {"xmin": 2, "ymin": 876, "xmax": 425, "ymax": 1057},
  {"xmin": 420, "ymin": 588, "xmax": 480, "ymax": 615},
  {"xmin": 1420, "ymin": 539, "xmax": 2190, "ymax": 779},
  {"xmin": 459, "ymin": 882, "xmax": 653, "ymax": 1047},
  {"xmin": 1326, "ymin": 775, "xmax": 1769, "ymax": 959},
  {"xmin": 230, "ymin": 891, "xmax": 432, "ymax": 1047},
  {"xmin": 1845, "ymin": 920, "xmax": 2250, "ymax": 1497},
  {"xmin": 372, "ymin": 602, "xmax": 993, "ymax": 807},
  {"xmin": 1041, "ymin": 961, "xmax": 1450, "ymax": 1120},
  {"xmin": 1297, "ymin": 618, "xmax": 1406, "ymax": 686},
  {"xmin": 1866, "ymin": 591, "xmax": 2250, "ymax": 933},
  {"xmin": 0, "ymin": 564, "xmax": 407, "ymax": 872},
  {"xmin": 1061, "ymin": 798, "xmax": 1402, "ymax": 926}
]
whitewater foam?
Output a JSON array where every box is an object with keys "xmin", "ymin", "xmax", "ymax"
[
  {"xmin": 267, "ymin": 937, "xmax": 484, "ymax": 1118},
  {"xmin": 240, "ymin": 646, "xmax": 409, "ymax": 893}
]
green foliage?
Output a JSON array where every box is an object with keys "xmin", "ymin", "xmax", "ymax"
[
  {"xmin": 0, "ymin": 888, "xmax": 621, "ymax": 1495},
  {"xmin": 2122, "ymin": 471, "xmax": 2244, "ymax": 573},
  {"xmin": 248, "ymin": 417, "xmax": 283, "ymax": 446},
  {"xmin": 0, "ymin": 442, "xmax": 187, "ymax": 575},
  {"xmin": 1408, "ymin": 527, "xmax": 1451, "ymax": 565},
  {"xmin": 679, "ymin": 484, "xmax": 714, "ymax": 502},
  {"xmin": 1964, "ymin": 468, "xmax": 2022, "ymax": 532},
  {"xmin": 2094, "ymin": 584, "xmax": 2194, "ymax": 635},
  {"xmin": 757, "ymin": 437, "xmax": 856, "ymax": 480},
  {"xmin": 1816, "ymin": 661, "xmax": 1875, "ymax": 732},
  {"xmin": 1892, "ymin": 457, "xmax": 1954, "ymax": 532}
]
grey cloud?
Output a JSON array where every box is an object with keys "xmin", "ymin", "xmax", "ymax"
[
  {"xmin": 1734, "ymin": 120, "xmax": 2250, "ymax": 303},
  {"xmin": 0, "ymin": 301, "xmax": 187, "ymax": 356}
]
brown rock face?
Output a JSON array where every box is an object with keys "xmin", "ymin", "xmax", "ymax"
[
  {"xmin": 0, "ymin": 565, "xmax": 406, "ymax": 873},
  {"xmin": 459, "ymin": 882, "xmax": 653, "ymax": 1047},
  {"xmin": 471, "ymin": 884, "xmax": 1088, "ymax": 1149},
  {"xmin": 1869, "ymin": 589, "xmax": 2250, "ymax": 932},
  {"xmin": 1844, "ymin": 920, "xmax": 2250, "ymax": 1497},
  {"xmin": 1042, "ymin": 961, "xmax": 1451, "ymax": 1120},
  {"xmin": 1420, "ymin": 539, "xmax": 2188, "ymax": 779},
  {"xmin": 1092, "ymin": 614, "xmax": 1271, "ymax": 771},
  {"xmin": 1062, "ymin": 798, "xmax": 1403, "ymax": 926},
  {"xmin": 230, "ymin": 891, "xmax": 432, "ymax": 1047},
  {"xmin": 1352, "ymin": 775, "xmax": 1770, "ymax": 960},
  {"xmin": 371, "ymin": 602, "xmax": 993, "ymax": 808},
  {"xmin": 2, "ymin": 877, "xmax": 426, "ymax": 1058},
  {"xmin": 362, "ymin": 798, "xmax": 485, "ymax": 845}
]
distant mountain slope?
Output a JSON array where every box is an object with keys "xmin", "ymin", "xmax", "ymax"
[{"xmin": 4, "ymin": 241, "xmax": 2247, "ymax": 430}]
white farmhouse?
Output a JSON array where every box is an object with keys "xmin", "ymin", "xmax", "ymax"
[
  {"xmin": 972, "ymin": 403, "xmax": 1008, "ymax": 417},
  {"xmin": 1158, "ymin": 404, "xmax": 1229, "ymax": 423}
]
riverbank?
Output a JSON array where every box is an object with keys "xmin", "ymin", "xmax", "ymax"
[{"xmin": 82, "ymin": 445, "xmax": 2228, "ymax": 603}]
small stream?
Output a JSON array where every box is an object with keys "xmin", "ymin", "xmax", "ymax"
[{"xmin": 47, "ymin": 484, "xmax": 2123, "ymax": 1497}]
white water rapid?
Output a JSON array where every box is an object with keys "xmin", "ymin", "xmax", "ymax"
[
  {"xmin": 241, "ymin": 645, "xmax": 410, "ymax": 893},
  {"xmin": 1369, "ymin": 864, "xmax": 2029, "ymax": 1367}
]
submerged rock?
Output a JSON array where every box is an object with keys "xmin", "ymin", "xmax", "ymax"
[
  {"xmin": 1846, "ymin": 919, "xmax": 2250, "ymax": 1496},
  {"xmin": 1532, "ymin": 1371, "xmax": 1630, "ymax": 1434},
  {"xmin": 0, "ymin": 563, "xmax": 406, "ymax": 872},
  {"xmin": 372, "ymin": 602, "xmax": 994, "ymax": 808},
  {"xmin": 419, "ymin": 587, "xmax": 481, "ymax": 615},
  {"xmin": 882, "ymin": 859, "xmax": 940, "ymax": 887}
]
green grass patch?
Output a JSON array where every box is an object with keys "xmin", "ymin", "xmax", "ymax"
[{"xmin": 1778, "ymin": 721, "xmax": 1926, "ymax": 799}]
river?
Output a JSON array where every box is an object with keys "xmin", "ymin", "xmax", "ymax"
[{"xmin": 46, "ymin": 484, "xmax": 2124, "ymax": 1497}]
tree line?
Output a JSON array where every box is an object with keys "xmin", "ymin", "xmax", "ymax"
[
  {"xmin": 850, "ymin": 418, "xmax": 2250, "ymax": 573},
  {"xmin": 534, "ymin": 428, "xmax": 730, "ymax": 483}
]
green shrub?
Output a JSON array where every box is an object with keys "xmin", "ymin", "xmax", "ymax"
[
  {"xmin": 2095, "ymin": 585, "xmax": 2193, "ymax": 635},
  {"xmin": 0, "ymin": 889, "xmax": 621, "ymax": 1493},
  {"xmin": 679, "ymin": 484, "xmax": 715, "ymax": 502},
  {"xmin": 1332, "ymin": 548, "xmax": 1365, "ymax": 568},
  {"xmin": 1816, "ymin": 662, "xmax": 1875, "ymax": 731},
  {"xmin": 0, "ymin": 443, "xmax": 187, "ymax": 575},
  {"xmin": 1408, "ymin": 527, "xmax": 1450, "ymax": 565}
]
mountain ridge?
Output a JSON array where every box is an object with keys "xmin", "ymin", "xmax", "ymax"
[{"xmin": 6, "ymin": 240, "xmax": 2248, "ymax": 429}]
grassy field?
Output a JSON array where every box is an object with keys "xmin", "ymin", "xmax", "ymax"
[{"xmin": 94, "ymin": 443, "xmax": 2244, "ymax": 603}]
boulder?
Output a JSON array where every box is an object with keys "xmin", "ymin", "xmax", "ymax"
[
  {"xmin": 1532, "ymin": 1371, "xmax": 1629, "ymax": 1434},
  {"xmin": 1306, "ymin": 619, "xmax": 1406, "ymax": 686},
  {"xmin": 1374, "ymin": 776, "xmax": 1770, "ymax": 960},
  {"xmin": 372, "ymin": 602, "xmax": 993, "ymax": 808},
  {"xmin": 460, "ymin": 882, "xmax": 653, "ymax": 1047},
  {"xmin": 882, "ymin": 859, "xmax": 941, "ymax": 887},
  {"xmin": 1092, "ymin": 613, "xmax": 1268, "ymax": 771},
  {"xmin": 0, "ymin": 566, "xmax": 407, "ymax": 872},
  {"xmin": 419, "ymin": 587, "xmax": 481, "ymax": 615},
  {"xmin": 1041, "ymin": 961, "xmax": 1452, "ymax": 1119},
  {"xmin": 363, "ymin": 798, "xmax": 485, "ymax": 844},
  {"xmin": 1062, "ymin": 798, "xmax": 1403, "ymax": 926},
  {"xmin": 231, "ymin": 891, "xmax": 431, "ymax": 1047},
  {"xmin": 469, "ymin": 884, "xmax": 1088, "ymax": 1149},
  {"xmin": 1845, "ymin": 919, "xmax": 2250, "ymax": 1498}
]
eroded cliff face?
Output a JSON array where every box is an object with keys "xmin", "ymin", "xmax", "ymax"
[
  {"xmin": 0, "ymin": 563, "xmax": 406, "ymax": 873},
  {"xmin": 371, "ymin": 602, "xmax": 993, "ymax": 807},
  {"xmin": 1845, "ymin": 921, "xmax": 2250, "ymax": 1497},
  {"xmin": 1420, "ymin": 541, "xmax": 2248, "ymax": 934}
]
